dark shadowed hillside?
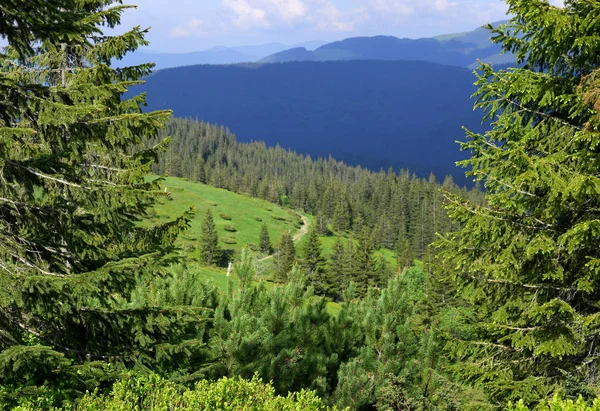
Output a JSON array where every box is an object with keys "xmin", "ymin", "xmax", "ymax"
[{"xmin": 135, "ymin": 60, "xmax": 485, "ymax": 185}]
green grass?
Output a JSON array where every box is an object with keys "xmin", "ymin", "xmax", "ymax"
[{"xmin": 150, "ymin": 177, "xmax": 304, "ymax": 256}]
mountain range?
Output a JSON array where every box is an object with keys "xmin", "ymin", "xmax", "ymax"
[
  {"xmin": 123, "ymin": 22, "xmax": 520, "ymax": 186},
  {"xmin": 114, "ymin": 41, "xmax": 327, "ymax": 70},
  {"xmin": 260, "ymin": 21, "xmax": 513, "ymax": 68}
]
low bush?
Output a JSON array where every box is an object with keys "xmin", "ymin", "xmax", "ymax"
[{"xmin": 13, "ymin": 374, "xmax": 340, "ymax": 410}]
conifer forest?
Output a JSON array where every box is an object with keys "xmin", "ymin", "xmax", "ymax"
[{"xmin": 1, "ymin": 0, "xmax": 600, "ymax": 410}]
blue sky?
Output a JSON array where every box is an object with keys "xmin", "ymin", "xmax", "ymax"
[{"xmin": 120, "ymin": 0, "xmax": 562, "ymax": 52}]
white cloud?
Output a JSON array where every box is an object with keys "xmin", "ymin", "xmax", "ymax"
[
  {"xmin": 223, "ymin": 0, "xmax": 269, "ymax": 28},
  {"xmin": 172, "ymin": 0, "xmax": 364, "ymax": 36},
  {"xmin": 168, "ymin": 0, "xmax": 512, "ymax": 40}
]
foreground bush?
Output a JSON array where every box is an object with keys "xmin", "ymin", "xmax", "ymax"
[
  {"xmin": 508, "ymin": 395, "xmax": 600, "ymax": 411},
  {"xmin": 13, "ymin": 374, "xmax": 339, "ymax": 411}
]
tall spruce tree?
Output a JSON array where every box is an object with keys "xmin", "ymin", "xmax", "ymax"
[
  {"xmin": 302, "ymin": 227, "xmax": 329, "ymax": 296},
  {"xmin": 353, "ymin": 228, "xmax": 376, "ymax": 297},
  {"xmin": 439, "ymin": 0, "xmax": 600, "ymax": 406},
  {"xmin": 274, "ymin": 232, "xmax": 296, "ymax": 282},
  {"xmin": 0, "ymin": 0, "xmax": 199, "ymax": 402},
  {"xmin": 328, "ymin": 237, "xmax": 348, "ymax": 301},
  {"xmin": 258, "ymin": 223, "xmax": 273, "ymax": 255},
  {"xmin": 199, "ymin": 209, "xmax": 221, "ymax": 265}
]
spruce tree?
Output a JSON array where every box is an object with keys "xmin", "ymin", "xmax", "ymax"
[
  {"xmin": 302, "ymin": 227, "xmax": 328, "ymax": 295},
  {"xmin": 275, "ymin": 232, "xmax": 295, "ymax": 282},
  {"xmin": 199, "ymin": 209, "xmax": 221, "ymax": 265},
  {"xmin": 328, "ymin": 237, "xmax": 348, "ymax": 300},
  {"xmin": 439, "ymin": 0, "xmax": 600, "ymax": 405},
  {"xmin": 353, "ymin": 228, "xmax": 376, "ymax": 297},
  {"xmin": 0, "ymin": 0, "xmax": 199, "ymax": 402},
  {"xmin": 259, "ymin": 223, "xmax": 273, "ymax": 255}
]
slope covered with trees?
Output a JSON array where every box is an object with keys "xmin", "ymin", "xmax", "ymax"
[
  {"xmin": 147, "ymin": 118, "xmax": 483, "ymax": 258},
  {"xmin": 134, "ymin": 60, "xmax": 484, "ymax": 185}
]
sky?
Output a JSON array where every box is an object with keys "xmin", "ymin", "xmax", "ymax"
[{"xmin": 119, "ymin": 0, "xmax": 563, "ymax": 53}]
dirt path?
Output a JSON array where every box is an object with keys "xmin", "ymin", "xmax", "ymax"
[
  {"xmin": 292, "ymin": 214, "xmax": 310, "ymax": 242},
  {"xmin": 258, "ymin": 214, "xmax": 309, "ymax": 263}
]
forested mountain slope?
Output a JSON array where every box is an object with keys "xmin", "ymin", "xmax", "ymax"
[
  {"xmin": 135, "ymin": 60, "xmax": 485, "ymax": 185},
  {"xmin": 147, "ymin": 119, "xmax": 483, "ymax": 258}
]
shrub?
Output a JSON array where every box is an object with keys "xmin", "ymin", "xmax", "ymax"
[
  {"xmin": 13, "ymin": 374, "xmax": 341, "ymax": 410},
  {"xmin": 254, "ymin": 217, "xmax": 263, "ymax": 222},
  {"xmin": 223, "ymin": 224, "xmax": 237, "ymax": 232},
  {"xmin": 508, "ymin": 395, "xmax": 600, "ymax": 411},
  {"xmin": 219, "ymin": 213, "xmax": 232, "ymax": 221},
  {"xmin": 221, "ymin": 236, "xmax": 237, "ymax": 245}
]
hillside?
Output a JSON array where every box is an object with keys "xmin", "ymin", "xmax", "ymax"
[
  {"xmin": 135, "ymin": 60, "xmax": 484, "ymax": 185},
  {"xmin": 149, "ymin": 177, "xmax": 305, "ymax": 255},
  {"xmin": 151, "ymin": 176, "xmax": 398, "ymax": 268},
  {"xmin": 260, "ymin": 21, "xmax": 513, "ymax": 68}
]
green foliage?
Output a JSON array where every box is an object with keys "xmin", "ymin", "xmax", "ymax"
[
  {"xmin": 274, "ymin": 232, "xmax": 296, "ymax": 282},
  {"xmin": 199, "ymin": 209, "xmax": 221, "ymax": 265},
  {"xmin": 207, "ymin": 274, "xmax": 334, "ymax": 398},
  {"xmin": 223, "ymin": 224, "xmax": 237, "ymax": 232},
  {"xmin": 259, "ymin": 223, "xmax": 273, "ymax": 254},
  {"xmin": 438, "ymin": 0, "xmax": 600, "ymax": 406},
  {"xmin": 508, "ymin": 395, "xmax": 600, "ymax": 411},
  {"xmin": 302, "ymin": 227, "xmax": 330, "ymax": 296},
  {"xmin": 0, "ymin": 0, "xmax": 199, "ymax": 404},
  {"xmin": 334, "ymin": 267, "xmax": 462, "ymax": 410},
  {"xmin": 219, "ymin": 212, "xmax": 232, "ymax": 220},
  {"xmin": 13, "ymin": 374, "xmax": 340, "ymax": 410}
]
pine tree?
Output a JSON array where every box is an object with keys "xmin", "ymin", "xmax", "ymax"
[
  {"xmin": 302, "ymin": 227, "xmax": 329, "ymax": 295},
  {"xmin": 199, "ymin": 209, "xmax": 221, "ymax": 265},
  {"xmin": 0, "ymin": 0, "xmax": 199, "ymax": 402},
  {"xmin": 259, "ymin": 223, "xmax": 273, "ymax": 254},
  {"xmin": 274, "ymin": 231, "xmax": 296, "ymax": 282},
  {"xmin": 438, "ymin": 0, "xmax": 600, "ymax": 405}
]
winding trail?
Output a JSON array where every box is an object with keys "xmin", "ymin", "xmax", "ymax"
[{"xmin": 258, "ymin": 214, "xmax": 309, "ymax": 262}]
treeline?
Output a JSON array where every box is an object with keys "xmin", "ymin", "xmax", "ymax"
[{"xmin": 148, "ymin": 118, "xmax": 484, "ymax": 257}]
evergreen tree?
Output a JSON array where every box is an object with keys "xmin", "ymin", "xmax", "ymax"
[
  {"xmin": 0, "ymin": 0, "xmax": 198, "ymax": 402},
  {"xmin": 274, "ymin": 232, "xmax": 296, "ymax": 282},
  {"xmin": 396, "ymin": 238, "xmax": 415, "ymax": 271},
  {"xmin": 199, "ymin": 209, "xmax": 221, "ymax": 265},
  {"xmin": 439, "ymin": 0, "xmax": 600, "ymax": 405},
  {"xmin": 302, "ymin": 227, "xmax": 329, "ymax": 296},
  {"xmin": 328, "ymin": 237, "xmax": 348, "ymax": 300},
  {"xmin": 353, "ymin": 229, "xmax": 376, "ymax": 297},
  {"xmin": 196, "ymin": 157, "xmax": 207, "ymax": 184},
  {"xmin": 259, "ymin": 223, "xmax": 273, "ymax": 254},
  {"xmin": 332, "ymin": 199, "xmax": 351, "ymax": 232}
]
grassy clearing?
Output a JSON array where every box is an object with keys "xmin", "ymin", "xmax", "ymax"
[{"xmin": 149, "ymin": 177, "xmax": 304, "ymax": 257}]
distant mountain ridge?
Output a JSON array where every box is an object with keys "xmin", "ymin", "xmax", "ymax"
[
  {"xmin": 260, "ymin": 21, "xmax": 513, "ymax": 68},
  {"xmin": 114, "ymin": 40, "xmax": 327, "ymax": 70}
]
